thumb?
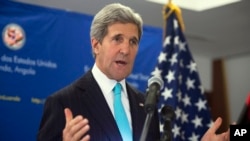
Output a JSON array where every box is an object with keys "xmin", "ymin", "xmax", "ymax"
[
  {"xmin": 210, "ymin": 117, "xmax": 222, "ymax": 133},
  {"xmin": 64, "ymin": 108, "xmax": 73, "ymax": 124}
]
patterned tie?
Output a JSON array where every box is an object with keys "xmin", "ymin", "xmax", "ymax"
[{"xmin": 113, "ymin": 83, "xmax": 132, "ymax": 141}]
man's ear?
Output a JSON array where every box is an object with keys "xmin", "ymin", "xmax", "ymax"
[{"xmin": 91, "ymin": 38, "xmax": 100, "ymax": 55}]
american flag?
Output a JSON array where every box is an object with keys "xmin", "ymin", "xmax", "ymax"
[{"xmin": 151, "ymin": 6, "xmax": 213, "ymax": 141}]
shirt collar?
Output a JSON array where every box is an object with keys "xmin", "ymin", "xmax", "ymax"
[{"xmin": 92, "ymin": 63, "xmax": 127, "ymax": 95}]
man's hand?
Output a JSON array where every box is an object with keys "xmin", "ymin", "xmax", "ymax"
[
  {"xmin": 201, "ymin": 117, "xmax": 230, "ymax": 141},
  {"xmin": 63, "ymin": 108, "xmax": 90, "ymax": 141}
]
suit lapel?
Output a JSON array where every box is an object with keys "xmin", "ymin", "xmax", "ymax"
[
  {"xmin": 76, "ymin": 71, "xmax": 122, "ymax": 140},
  {"xmin": 126, "ymin": 84, "xmax": 147, "ymax": 141},
  {"xmin": 74, "ymin": 71, "xmax": 146, "ymax": 140}
]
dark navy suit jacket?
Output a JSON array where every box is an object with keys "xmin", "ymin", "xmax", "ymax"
[{"xmin": 37, "ymin": 70, "xmax": 160, "ymax": 141}]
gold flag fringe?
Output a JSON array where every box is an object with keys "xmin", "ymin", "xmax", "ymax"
[{"xmin": 162, "ymin": 0, "xmax": 185, "ymax": 32}]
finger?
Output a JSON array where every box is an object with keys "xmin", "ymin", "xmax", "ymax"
[
  {"xmin": 209, "ymin": 117, "xmax": 222, "ymax": 133},
  {"xmin": 64, "ymin": 108, "xmax": 73, "ymax": 124},
  {"xmin": 70, "ymin": 118, "xmax": 89, "ymax": 137},
  {"xmin": 224, "ymin": 128, "xmax": 230, "ymax": 140},
  {"xmin": 63, "ymin": 113, "xmax": 85, "ymax": 140},
  {"xmin": 74, "ymin": 123, "xmax": 90, "ymax": 140},
  {"xmin": 63, "ymin": 108, "xmax": 74, "ymax": 140},
  {"xmin": 224, "ymin": 132, "xmax": 230, "ymax": 141},
  {"xmin": 81, "ymin": 134, "xmax": 90, "ymax": 141}
]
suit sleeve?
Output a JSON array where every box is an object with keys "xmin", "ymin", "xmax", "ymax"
[{"xmin": 37, "ymin": 95, "xmax": 65, "ymax": 141}]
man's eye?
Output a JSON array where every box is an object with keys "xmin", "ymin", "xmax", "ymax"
[
  {"xmin": 114, "ymin": 36, "xmax": 122, "ymax": 42},
  {"xmin": 130, "ymin": 39, "xmax": 138, "ymax": 45}
]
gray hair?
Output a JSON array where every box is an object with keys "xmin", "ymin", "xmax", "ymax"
[{"xmin": 90, "ymin": 3, "xmax": 143, "ymax": 43}]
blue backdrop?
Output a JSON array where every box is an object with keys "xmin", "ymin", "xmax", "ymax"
[{"xmin": 0, "ymin": 1, "xmax": 162, "ymax": 140}]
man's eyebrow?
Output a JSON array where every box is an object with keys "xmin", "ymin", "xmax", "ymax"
[
  {"xmin": 131, "ymin": 36, "xmax": 139, "ymax": 42},
  {"xmin": 111, "ymin": 33, "xmax": 122, "ymax": 38}
]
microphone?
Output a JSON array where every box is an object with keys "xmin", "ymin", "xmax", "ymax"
[
  {"xmin": 144, "ymin": 75, "xmax": 164, "ymax": 113},
  {"xmin": 139, "ymin": 76, "xmax": 164, "ymax": 141},
  {"xmin": 160, "ymin": 105, "xmax": 175, "ymax": 141}
]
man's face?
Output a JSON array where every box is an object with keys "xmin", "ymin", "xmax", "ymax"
[{"xmin": 92, "ymin": 22, "xmax": 139, "ymax": 81}]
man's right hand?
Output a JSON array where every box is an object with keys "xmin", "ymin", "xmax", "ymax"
[
  {"xmin": 201, "ymin": 117, "xmax": 230, "ymax": 141},
  {"xmin": 63, "ymin": 108, "xmax": 90, "ymax": 141}
]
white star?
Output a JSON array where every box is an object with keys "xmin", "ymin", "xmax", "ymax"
[
  {"xmin": 158, "ymin": 52, "xmax": 167, "ymax": 64},
  {"xmin": 179, "ymin": 41, "xmax": 186, "ymax": 52},
  {"xmin": 176, "ymin": 90, "xmax": 182, "ymax": 102},
  {"xmin": 174, "ymin": 36, "xmax": 179, "ymax": 45},
  {"xmin": 165, "ymin": 70, "xmax": 175, "ymax": 83},
  {"xmin": 187, "ymin": 61, "xmax": 197, "ymax": 73},
  {"xmin": 207, "ymin": 119, "xmax": 214, "ymax": 128},
  {"xmin": 162, "ymin": 87, "xmax": 173, "ymax": 100},
  {"xmin": 195, "ymin": 98, "xmax": 207, "ymax": 111},
  {"xmin": 175, "ymin": 106, "xmax": 182, "ymax": 120},
  {"xmin": 172, "ymin": 124, "xmax": 181, "ymax": 138},
  {"xmin": 182, "ymin": 94, "xmax": 191, "ymax": 107},
  {"xmin": 181, "ymin": 111, "xmax": 189, "ymax": 124},
  {"xmin": 159, "ymin": 122, "xmax": 164, "ymax": 132},
  {"xmin": 186, "ymin": 77, "xmax": 195, "ymax": 90},
  {"xmin": 181, "ymin": 130, "xmax": 186, "ymax": 140},
  {"xmin": 174, "ymin": 19, "xmax": 179, "ymax": 29},
  {"xmin": 199, "ymin": 85, "xmax": 204, "ymax": 95},
  {"xmin": 178, "ymin": 74, "xmax": 183, "ymax": 85},
  {"xmin": 188, "ymin": 132, "xmax": 200, "ymax": 141},
  {"xmin": 163, "ymin": 36, "xmax": 171, "ymax": 47},
  {"xmin": 192, "ymin": 115, "xmax": 203, "ymax": 128},
  {"xmin": 158, "ymin": 104, "xmax": 164, "ymax": 113},
  {"xmin": 169, "ymin": 53, "xmax": 178, "ymax": 66},
  {"xmin": 151, "ymin": 67, "xmax": 162, "ymax": 76},
  {"xmin": 179, "ymin": 59, "xmax": 184, "ymax": 68}
]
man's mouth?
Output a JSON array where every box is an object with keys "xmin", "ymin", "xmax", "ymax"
[{"xmin": 115, "ymin": 60, "xmax": 127, "ymax": 65}]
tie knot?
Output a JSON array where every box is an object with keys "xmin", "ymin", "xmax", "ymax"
[{"xmin": 113, "ymin": 83, "xmax": 122, "ymax": 96}]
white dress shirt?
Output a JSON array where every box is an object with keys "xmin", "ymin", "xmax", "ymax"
[{"xmin": 91, "ymin": 63, "xmax": 132, "ymax": 129}]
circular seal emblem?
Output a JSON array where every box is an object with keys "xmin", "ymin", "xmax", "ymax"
[{"xmin": 2, "ymin": 23, "xmax": 25, "ymax": 50}]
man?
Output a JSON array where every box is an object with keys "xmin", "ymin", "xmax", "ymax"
[{"xmin": 37, "ymin": 3, "xmax": 230, "ymax": 141}]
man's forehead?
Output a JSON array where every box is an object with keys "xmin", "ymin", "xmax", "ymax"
[{"xmin": 107, "ymin": 23, "xmax": 139, "ymax": 38}]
